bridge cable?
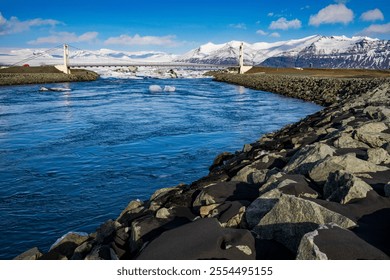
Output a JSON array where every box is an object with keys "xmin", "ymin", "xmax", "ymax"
[{"xmin": 10, "ymin": 45, "xmax": 64, "ymax": 67}]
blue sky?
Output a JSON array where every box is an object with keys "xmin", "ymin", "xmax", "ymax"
[{"xmin": 0, "ymin": 0, "xmax": 389, "ymax": 53}]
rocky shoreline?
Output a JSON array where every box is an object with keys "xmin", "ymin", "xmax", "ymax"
[
  {"xmin": 213, "ymin": 73, "xmax": 389, "ymax": 106},
  {"xmin": 15, "ymin": 74, "xmax": 390, "ymax": 260}
]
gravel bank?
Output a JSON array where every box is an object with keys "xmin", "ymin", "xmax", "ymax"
[{"xmin": 0, "ymin": 67, "xmax": 99, "ymax": 86}]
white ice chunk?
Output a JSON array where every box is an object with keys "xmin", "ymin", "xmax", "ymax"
[
  {"xmin": 149, "ymin": 85, "xmax": 163, "ymax": 92},
  {"xmin": 164, "ymin": 86, "xmax": 176, "ymax": 92}
]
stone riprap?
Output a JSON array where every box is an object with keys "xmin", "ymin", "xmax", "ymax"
[{"xmin": 15, "ymin": 75, "xmax": 390, "ymax": 260}]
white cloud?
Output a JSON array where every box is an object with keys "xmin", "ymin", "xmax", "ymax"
[
  {"xmin": 270, "ymin": 32, "xmax": 281, "ymax": 38},
  {"xmin": 359, "ymin": 22, "xmax": 390, "ymax": 36},
  {"xmin": 104, "ymin": 34, "xmax": 179, "ymax": 47},
  {"xmin": 28, "ymin": 31, "xmax": 98, "ymax": 45},
  {"xmin": 269, "ymin": 17, "xmax": 302, "ymax": 30},
  {"xmin": 256, "ymin": 29, "xmax": 268, "ymax": 36},
  {"xmin": 268, "ymin": 12, "xmax": 274, "ymax": 17},
  {"xmin": 309, "ymin": 4, "xmax": 354, "ymax": 26},
  {"xmin": 229, "ymin": 23, "xmax": 247, "ymax": 29},
  {"xmin": 0, "ymin": 12, "xmax": 61, "ymax": 35},
  {"xmin": 360, "ymin": 9, "xmax": 384, "ymax": 22}
]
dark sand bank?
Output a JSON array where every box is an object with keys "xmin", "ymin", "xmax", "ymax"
[{"xmin": 0, "ymin": 66, "xmax": 99, "ymax": 86}]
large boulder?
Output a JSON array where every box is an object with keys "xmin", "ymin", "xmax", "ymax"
[
  {"xmin": 40, "ymin": 232, "xmax": 90, "ymax": 260},
  {"xmin": 324, "ymin": 171, "xmax": 373, "ymax": 204},
  {"xmin": 253, "ymin": 194, "xmax": 356, "ymax": 252},
  {"xmin": 333, "ymin": 133, "xmax": 370, "ymax": 149},
  {"xmin": 309, "ymin": 154, "xmax": 389, "ymax": 185},
  {"xmin": 353, "ymin": 122, "xmax": 390, "ymax": 148},
  {"xmin": 283, "ymin": 142, "xmax": 336, "ymax": 175},
  {"xmin": 246, "ymin": 174, "xmax": 318, "ymax": 229},
  {"xmin": 136, "ymin": 218, "xmax": 255, "ymax": 260},
  {"xmin": 297, "ymin": 224, "xmax": 389, "ymax": 260}
]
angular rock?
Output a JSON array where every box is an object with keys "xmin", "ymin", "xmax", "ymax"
[
  {"xmin": 367, "ymin": 148, "xmax": 390, "ymax": 165},
  {"xmin": 253, "ymin": 194, "xmax": 356, "ymax": 252},
  {"xmin": 70, "ymin": 241, "xmax": 94, "ymax": 260},
  {"xmin": 116, "ymin": 199, "xmax": 143, "ymax": 222},
  {"xmin": 39, "ymin": 232, "xmax": 90, "ymax": 260},
  {"xmin": 14, "ymin": 247, "xmax": 43, "ymax": 260},
  {"xmin": 297, "ymin": 224, "xmax": 389, "ymax": 260},
  {"xmin": 200, "ymin": 204, "xmax": 220, "ymax": 218},
  {"xmin": 95, "ymin": 220, "xmax": 120, "ymax": 244},
  {"xmin": 212, "ymin": 201, "xmax": 249, "ymax": 228},
  {"xmin": 324, "ymin": 171, "xmax": 373, "ymax": 204},
  {"xmin": 309, "ymin": 154, "xmax": 389, "ymax": 185},
  {"xmin": 149, "ymin": 186, "xmax": 184, "ymax": 211},
  {"xmin": 284, "ymin": 142, "xmax": 336, "ymax": 175},
  {"xmin": 137, "ymin": 218, "xmax": 255, "ymax": 260},
  {"xmin": 193, "ymin": 181, "xmax": 258, "ymax": 207},
  {"xmin": 333, "ymin": 133, "xmax": 369, "ymax": 149},
  {"xmin": 155, "ymin": 207, "xmax": 171, "ymax": 219},
  {"xmin": 247, "ymin": 174, "xmax": 318, "ymax": 229},
  {"xmin": 84, "ymin": 245, "xmax": 118, "ymax": 260},
  {"xmin": 231, "ymin": 166, "xmax": 269, "ymax": 184},
  {"xmin": 354, "ymin": 122, "xmax": 390, "ymax": 148},
  {"xmin": 209, "ymin": 152, "xmax": 234, "ymax": 171}
]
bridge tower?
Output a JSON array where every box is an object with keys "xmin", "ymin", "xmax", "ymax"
[
  {"xmin": 239, "ymin": 42, "xmax": 252, "ymax": 74},
  {"xmin": 55, "ymin": 44, "xmax": 71, "ymax": 74}
]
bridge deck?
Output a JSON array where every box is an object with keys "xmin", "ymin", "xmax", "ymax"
[{"xmin": 68, "ymin": 63, "xmax": 236, "ymax": 68}]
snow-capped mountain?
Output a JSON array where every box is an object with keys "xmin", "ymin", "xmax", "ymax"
[
  {"xmin": 0, "ymin": 48, "xmax": 178, "ymax": 66},
  {"xmin": 2, "ymin": 35, "xmax": 389, "ymax": 69},
  {"xmin": 176, "ymin": 35, "xmax": 390, "ymax": 69}
]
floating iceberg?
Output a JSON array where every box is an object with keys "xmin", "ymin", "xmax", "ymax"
[
  {"xmin": 164, "ymin": 86, "xmax": 176, "ymax": 92},
  {"xmin": 149, "ymin": 85, "xmax": 163, "ymax": 93}
]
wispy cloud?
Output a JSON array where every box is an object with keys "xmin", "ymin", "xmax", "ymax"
[
  {"xmin": 269, "ymin": 17, "xmax": 302, "ymax": 30},
  {"xmin": 28, "ymin": 31, "xmax": 98, "ymax": 45},
  {"xmin": 229, "ymin": 23, "xmax": 247, "ymax": 29},
  {"xmin": 104, "ymin": 34, "xmax": 179, "ymax": 47},
  {"xmin": 256, "ymin": 29, "xmax": 268, "ymax": 36},
  {"xmin": 360, "ymin": 9, "xmax": 384, "ymax": 22},
  {"xmin": 358, "ymin": 22, "xmax": 390, "ymax": 36},
  {"xmin": 309, "ymin": 4, "xmax": 354, "ymax": 26},
  {"xmin": 270, "ymin": 32, "xmax": 281, "ymax": 38},
  {"xmin": 0, "ymin": 12, "xmax": 61, "ymax": 35}
]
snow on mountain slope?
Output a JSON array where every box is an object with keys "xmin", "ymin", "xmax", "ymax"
[
  {"xmin": 262, "ymin": 35, "xmax": 390, "ymax": 69},
  {"xmin": 0, "ymin": 48, "xmax": 178, "ymax": 66},
  {"xmin": 176, "ymin": 35, "xmax": 322, "ymax": 65},
  {"xmin": 176, "ymin": 35, "xmax": 390, "ymax": 69}
]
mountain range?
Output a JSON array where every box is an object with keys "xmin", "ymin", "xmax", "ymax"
[
  {"xmin": 175, "ymin": 35, "xmax": 390, "ymax": 69},
  {"xmin": 1, "ymin": 35, "xmax": 389, "ymax": 69}
]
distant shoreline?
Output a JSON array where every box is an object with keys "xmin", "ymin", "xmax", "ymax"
[{"xmin": 0, "ymin": 66, "xmax": 99, "ymax": 86}]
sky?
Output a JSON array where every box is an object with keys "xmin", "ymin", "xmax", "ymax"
[{"xmin": 0, "ymin": 0, "xmax": 389, "ymax": 54}]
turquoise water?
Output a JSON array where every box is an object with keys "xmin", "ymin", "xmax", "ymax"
[{"xmin": 0, "ymin": 78, "xmax": 322, "ymax": 259}]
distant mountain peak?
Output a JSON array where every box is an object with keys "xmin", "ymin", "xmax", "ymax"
[{"xmin": 175, "ymin": 35, "xmax": 390, "ymax": 69}]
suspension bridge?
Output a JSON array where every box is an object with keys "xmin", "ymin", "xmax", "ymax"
[{"xmin": 3, "ymin": 44, "xmax": 251, "ymax": 74}]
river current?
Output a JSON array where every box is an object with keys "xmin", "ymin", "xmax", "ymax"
[{"xmin": 0, "ymin": 78, "xmax": 322, "ymax": 259}]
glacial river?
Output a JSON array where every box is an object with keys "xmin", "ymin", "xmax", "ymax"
[{"xmin": 0, "ymin": 78, "xmax": 322, "ymax": 259}]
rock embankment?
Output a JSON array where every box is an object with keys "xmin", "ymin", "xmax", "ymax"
[
  {"xmin": 0, "ymin": 67, "xmax": 99, "ymax": 86},
  {"xmin": 213, "ymin": 73, "xmax": 388, "ymax": 106},
  {"xmin": 15, "ymin": 77, "xmax": 390, "ymax": 260}
]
